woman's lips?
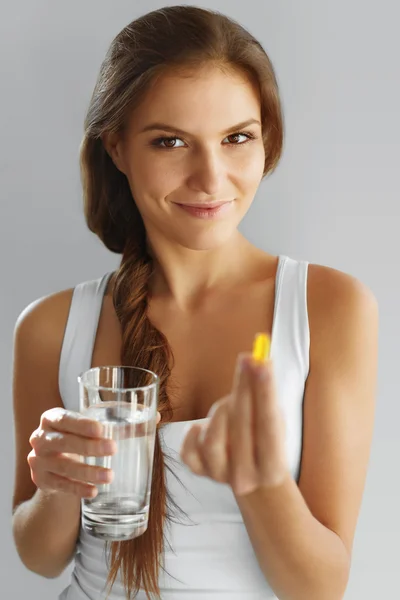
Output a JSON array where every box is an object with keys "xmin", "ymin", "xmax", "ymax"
[{"xmin": 174, "ymin": 201, "xmax": 233, "ymax": 219}]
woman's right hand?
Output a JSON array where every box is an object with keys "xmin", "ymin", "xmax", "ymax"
[
  {"xmin": 27, "ymin": 407, "xmax": 162, "ymax": 499},
  {"xmin": 27, "ymin": 407, "xmax": 118, "ymax": 499}
]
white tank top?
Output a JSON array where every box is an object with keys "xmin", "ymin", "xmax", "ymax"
[{"xmin": 58, "ymin": 254, "xmax": 310, "ymax": 600}]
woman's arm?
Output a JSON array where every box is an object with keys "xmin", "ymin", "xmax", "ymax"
[
  {"xmin": 235, "ymin": 264, "xmax": 379, "ymax": 600},
  {"xmin": 12, "ymin": 489, "xmax": 81, "ymax": 579},
  {"xmin": 12, "ymin": 292, "xmax": 82, "ymax": 578}
]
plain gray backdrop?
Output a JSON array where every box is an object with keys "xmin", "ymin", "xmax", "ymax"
[{"xmin": 2, "ymin": 0, "xmax": 399, "ymax": 598}]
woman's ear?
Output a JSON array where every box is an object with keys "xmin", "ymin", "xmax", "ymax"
[{"xmin": 101, "ymin": 131, "xmax": 126, "ymax": 174}]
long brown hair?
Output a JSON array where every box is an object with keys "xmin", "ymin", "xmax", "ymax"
[{"xmin": 80, "ymin": 5, "xmax": 284, "ymax": 599}]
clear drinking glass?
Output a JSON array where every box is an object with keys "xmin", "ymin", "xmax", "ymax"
[{"xmin": 78, "ymin": 366, "xmax": 159, "ymax": 541}]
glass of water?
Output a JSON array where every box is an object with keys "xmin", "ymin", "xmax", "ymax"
[{"xmin": 78, "ymin": 366, "xmax": 159, "ymax": 541}]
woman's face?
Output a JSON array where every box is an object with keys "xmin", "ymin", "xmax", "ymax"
[{"xmin": 106, "ymin": 65, "xmax": 265, "ymax": 251}]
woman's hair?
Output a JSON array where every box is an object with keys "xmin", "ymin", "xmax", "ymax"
[{"xmin": 79, "ymin": 5, "xmax": 284, "ymax": 599}]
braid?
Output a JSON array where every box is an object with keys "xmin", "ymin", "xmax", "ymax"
[{"xmin": 104, "ymin": 235, "xmax": 175, "ymax": 599}]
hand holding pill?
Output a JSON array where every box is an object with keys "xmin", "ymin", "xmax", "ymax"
[{"xmin": 180, "ymin": 333, "xmax": 289, "ymax": 497}]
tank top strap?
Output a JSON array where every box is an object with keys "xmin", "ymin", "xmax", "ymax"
[
  {"xmin": 58, "ymin": 272, "xmax": 114, "ymax": 412},
  {"xmin": 271, "ymin": 255, "xmax": 310, "ymax": 379}
]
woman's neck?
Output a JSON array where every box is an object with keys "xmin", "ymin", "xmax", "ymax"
[{"xmin": 148, "ymin": 232, "xmax": 266, "ymax": 311}]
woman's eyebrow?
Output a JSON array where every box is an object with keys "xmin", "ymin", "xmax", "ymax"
[{"xmin": 138, "ymin": 118, "xmax": 261, "ymax": 137}]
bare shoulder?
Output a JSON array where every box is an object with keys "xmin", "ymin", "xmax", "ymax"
[
  {"xmin": 14, "ymin": 287, "xmax": 75, "ymax": 353},
  {"xmin": 306, "ymin": 262, "xmax": 379, "ymax": 355},
  {"xmin": 307, "ymin": 261, "xmax": 378, "ymax": 308},
  {"xmin": 13, "ymin": 286, "xmax": 77, "ymax": 418}
]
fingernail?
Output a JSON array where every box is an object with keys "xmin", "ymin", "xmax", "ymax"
[
  {"xmin": 253, "ymin": 359, "xmax": 271, "ymax": 380},
  {"xmin": 238, "ymin": 354, "xmax": 251, "ymax": 371}
]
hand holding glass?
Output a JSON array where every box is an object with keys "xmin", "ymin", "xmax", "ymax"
[{"xmin": 78, "ymin": 366, "xmax": 159, "ymax": 541}]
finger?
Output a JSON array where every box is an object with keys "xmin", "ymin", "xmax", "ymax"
[
  {"xmin": 180, "ymin": 423, "xmax": 207, "ymax": 476},
  {"xmin": 29, "ymin": 430, "xmax": 117, "ymax": 457},
  {"xmin": 29, "ymin": 452, "xmax": 114, "ymax": 486},
  {"xmin": 35, "ymin": 470, "xmax": 99, "ymax": 499},
  {"xmin": 230, "ymin": 354, "xmax": 257, "ymax": 485},
  {"xmin": 198, "ymin": 401, "xmax": 229, "ymax": 483},
  {"xmin": 251, "ymin": 359, "xmax": 286, "ymax": 472},
  {"xmin": 40, "ymin": 408, "xmax": 106, "ymax": 438}
]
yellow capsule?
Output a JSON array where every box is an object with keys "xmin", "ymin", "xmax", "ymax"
[{"xmin": 252, "ymin": 332, "xmax": 271, "ymax": 362}]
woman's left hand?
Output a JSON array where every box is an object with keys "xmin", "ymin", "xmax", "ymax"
[{"xmin": 180, "ymin": 354, "xmax": 290, "ymax": 497}]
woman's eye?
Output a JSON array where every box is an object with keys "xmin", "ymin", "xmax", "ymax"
[
  {"xmin": 152, "ymin": 136, "xmax": 185, "ymax": 149},
  {"xmin": 151, "ymin": 131, "xmax": 255, "ymax": 149},
  {"xmin": 224, "ymin": 133, "xmax": 252, "ymax": 144}
]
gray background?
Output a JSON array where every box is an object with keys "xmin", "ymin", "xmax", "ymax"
[{"xmin": 1, "ymin": 0, "xmax": 398, "ymax": 598}]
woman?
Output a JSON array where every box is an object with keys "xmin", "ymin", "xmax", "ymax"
[{"xmin": 11, "ymin": 6, "xmax": 378, "ymax": 600}]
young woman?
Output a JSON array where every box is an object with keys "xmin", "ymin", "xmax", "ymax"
[{"xmin": 11, "ymin": 6, "xmax": 378, "ymax": 600}]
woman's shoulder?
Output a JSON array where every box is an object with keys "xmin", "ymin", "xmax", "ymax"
[
  {"xmin": 14, "ymin": 287, "xmax": 76, "ymax": 359},
  {"xmin": 307, "ymin": 261, "xmax": 377, "ymax": 313},
  {"xmin": 15, "ymin": 271, "xmax": 111, "ymax": 331},
  {"xmin": 306, "ymin": 261, "xmax": 378, "ymax": 357},
  {"xmin": 14, "ymin": 270, "xmax": 112, "ymax": 353}
]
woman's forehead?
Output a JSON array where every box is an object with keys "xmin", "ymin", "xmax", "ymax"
[{"xmin": 128, "ymin": 69, "xmax": 261, "ymax": 133}]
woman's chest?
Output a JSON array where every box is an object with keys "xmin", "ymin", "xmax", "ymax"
[{"xmin": 91, "ymin": 284, "xmax": 275, "ymax": 421}]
